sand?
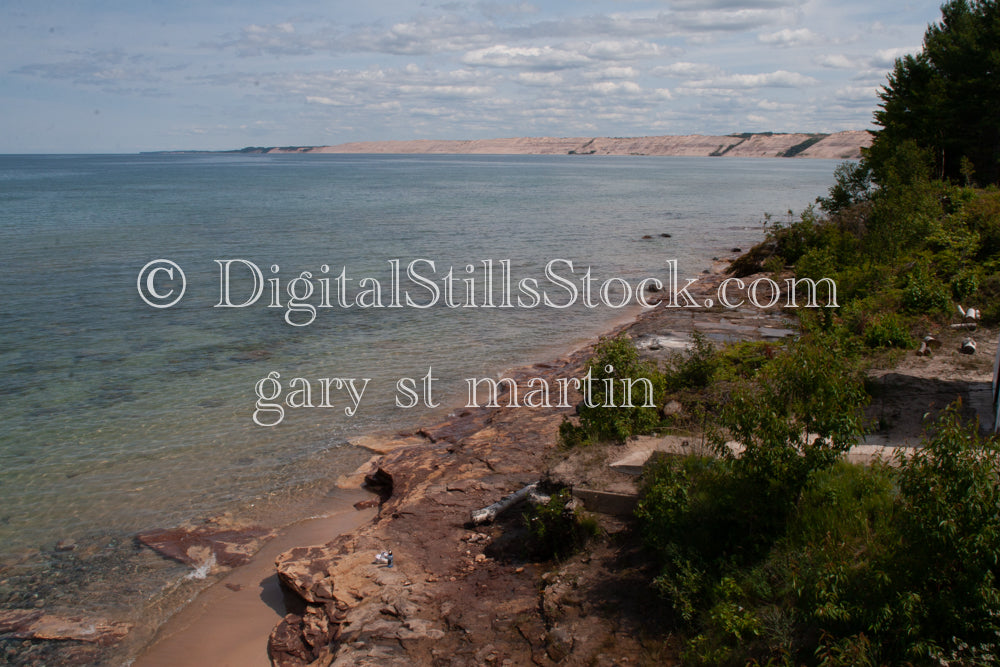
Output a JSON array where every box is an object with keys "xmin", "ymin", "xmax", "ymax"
[{"xmin": 134, "ymin": 495, "xmax": 376, "ymax": 667}]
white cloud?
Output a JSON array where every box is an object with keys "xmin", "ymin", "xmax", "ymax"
[
  {"xmin": 652, "ymin": 61, "xmax": 723, "ymax": 78},
  {"xmin": 579, "ymin": 39, "xmax": 662, "ymax": 60},
  {"xmin": 516, "ymin": 71, "xmax": 563, "ymax": 85},
  {"xmin": 672, "ymin": 9, "xmax": 793, "ymax": 32},
  {"xmin": 584, "ymin": 66, "xmax": 639, "ymax": 79},
  {"xmin": 815, "ymin": 53, "xmax": 862, "ymax": 69},
  {"xmin": 462, "ymin": 44, "xmax": 590, "ymax": 69},
  {"xmin": 758, "ymin": 28, "xmax": 820, "ymax": 47},
  {"xmin": 871, "ymin": 47, "xmax": 917, "ymax": 67},
  {"xmin": 588, "ymin": 80, "xmax": 642, "ymax": 95},
  {"xmin": 685, "ymin": 70, "xmax": 818, "ymax": 89}
]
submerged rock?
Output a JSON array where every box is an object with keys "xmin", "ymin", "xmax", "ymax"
[
  {"xmin": 0, "ymin": 609, "xmax": 131, "ymax": 646},
  {"xmin": 136, "ymin": 520, "xmax": 275, "ymax": 573}
]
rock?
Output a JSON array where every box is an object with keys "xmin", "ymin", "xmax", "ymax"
[
  {"xmin": 731, "ymin": 247, "xmax": 742, "ymax": 253},
  {"xmin": 0, "ymin": 609, "xmax": 131, "ymax": 646},
  {"xmin": 268, "ymin": 613, "xmax": 312, "ymax": 667},
  {"xmin": 54, "ymin": 539, "xmax": 76, "ymax": 552},
  {"xmin": 353, "ymin": 498, "xmax": 379, "ymax": 511},
  {"xmin": 301, "ymin": 607, "xmax": 333, "ymax": 649},
  {"xmin": 641, "ymin": 235, "xmax": 653, "ymax": 239},
  {"xmin": 362, "ymin": 467, "xmax": 393, "ymax": 500},
  {"xmin": 661, "ymin": 233, "xmax": 672, "ymax": 238},
  {"xmin": 137, "ymin": 520, "xmax": 274, "ymax": 572},
  {"xmin": 275, "ymin": 545, "xmax": 342, "ymax": 605},
  {"xmin": 661, "ymin": 400, "xmax": 683, "ymax": 417}
]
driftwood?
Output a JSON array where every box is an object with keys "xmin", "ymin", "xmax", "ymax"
[
  {"xmin": 950, "ymin": 323, "xmax": 978, "ymax": 331},
  {"xmin": 470, "ymin": 483, "xmax": 539, "ymax": 525},
  {"xmin": 916, "ymin": 335, "xmax": 942, "ymax": 357}
]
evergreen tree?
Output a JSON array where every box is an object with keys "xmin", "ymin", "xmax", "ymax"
[{"xmin": 869, "ymin": 0, "xmax": 1000, "ymax": 186}]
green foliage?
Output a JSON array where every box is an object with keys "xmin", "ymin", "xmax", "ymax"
[
  {"xmin": 900, "ymin": 262, "xmax": 951, "ymax": 314},
  {"xmin": 664, "ymin": 331, "xmax": 719, "ymax": 391},
  {"xmin": 869, "ymin": 0, "xmax": 1000, "ymax": 186},
  {"xmin": 561, "ymin": 333, "xmax": 667, "ymax": 445},
  {"xmin": 522, "ymin": 487, "xmax": 599, "ymax": 560},
  {"xmin": 817, "ymin": 161, "xmax": 874, "ymax": 215},
  {"xmin": 636, "ymin": 403, "xmax": 1000, "ymax": 665},
  {"xmin": 861, "ymin": 313, "xmax": 914, "ymax": 349},
  {"xmin": 716, "ymin": 335, "xmax": 866, "ymax": 486},
  {"xmin": 888, "ymin": 404, "xmax": 1000, "ymax": 660}
]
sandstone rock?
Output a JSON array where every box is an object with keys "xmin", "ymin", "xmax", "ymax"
[
  {"xmin": 275, "ymin": 545, "xmax": 340, "ymax": 605},
  {"xmin": 137, "ymin": 520, "xmax": 274, "ymax": 572},
  {"xmin": 268, "ymin": 613, "xmax": 312, "ymax": 667},
  {"xmin": 0, "ymin": 609, "xmax": 131, "ymax": 646},
  {"xmin": 362, "ymin": 467, "xmax": 393, "ymax": 499}
]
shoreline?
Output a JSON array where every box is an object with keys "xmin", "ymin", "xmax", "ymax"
[
  {"xmin": 128, "ymin": 255, "xmax": 772, "ymax": 665},
  {"xmin": 134, "ymin": 493, "xmax": 376, "ymax": 667},
  {"xmin": 149, "ymin": 130, "xmax": 870, "ymax": 160},
  {"xmin": 125, "ymin": 248, "xmax": 1000, "ymax": 666}
]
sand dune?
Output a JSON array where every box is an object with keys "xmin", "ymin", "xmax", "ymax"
[{"xmin": 261, "ymin": 130, "xmax": 870, "ymax": 159}]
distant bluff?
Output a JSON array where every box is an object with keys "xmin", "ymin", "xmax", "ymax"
[{"xmin": 234, "ymin": 131, "xmax": 870, "ymax": 159}]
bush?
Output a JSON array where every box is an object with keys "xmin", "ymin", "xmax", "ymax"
[
  {"xmin": 522, "ymin": 487, "xmax": 599, "ymax": 560},
  {"xmin": 901, "ymin": 262, "xmax": 951, "ymax": 315},
  {"xmin": 862, "ymin": 313, "xmax": 914, "ymax": 349},
  {"xmin": 560, "ymin": 334, "xmax": 666, "ymax": 445},
  {"xmin": 887, "ymin": 403, "xmax": 1000, "ymax": 662}
]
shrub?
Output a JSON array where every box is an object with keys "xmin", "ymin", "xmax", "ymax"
[
  {"xmin": 862, "ymin": 313, "xmax": 914, "ymax": 349},
  {"xmin": 561, "ymin": 334, "xmax": 667, "ymax": 445},
  {"xmin": 522, "ymin": 487, "xmax": 599, "ymax": 560},
  {"xmin": 901, "ymin": 262, "xmax": 951, "ymax": 315}
]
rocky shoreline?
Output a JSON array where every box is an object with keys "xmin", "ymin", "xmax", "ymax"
[{"xmin": 260, "ymin": 265, "xmax": 801, "ymax": 667}]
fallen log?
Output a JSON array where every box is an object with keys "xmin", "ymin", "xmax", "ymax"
[{"xmin": 470, "ymin": 483, "xmax": 538, "ymax": 525}]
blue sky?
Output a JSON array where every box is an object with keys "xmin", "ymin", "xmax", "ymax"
[{"xmin": 2, "ymin": 0, "xmax": 944, "ymax": 153}]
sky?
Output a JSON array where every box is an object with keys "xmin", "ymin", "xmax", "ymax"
[{"xmin": 1, "ymin": 0, "xmax": 945, "ymax": 153}]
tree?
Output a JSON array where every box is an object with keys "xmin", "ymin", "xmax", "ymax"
[{"xmin": 869, "ymin": 0, "xmax": 1000, "ymax": 186}]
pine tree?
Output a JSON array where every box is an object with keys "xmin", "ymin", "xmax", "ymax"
[{"xmin": 869, "ymin": 0, "xmax": 1000, "ymax": 185}]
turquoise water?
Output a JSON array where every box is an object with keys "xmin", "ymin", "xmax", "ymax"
[{"xmin": 0, "ymin": 153, "xmax": 838, "ymax": 659}]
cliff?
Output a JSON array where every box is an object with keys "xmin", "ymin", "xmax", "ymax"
[{"xmin": 251, "ymin": 130, "xmax": 870, "ymax": 160}]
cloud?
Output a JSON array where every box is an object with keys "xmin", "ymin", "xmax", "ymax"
[
  {"xmin": 347, "ymin": 15, "xmax": 497, "ymax": 55},
  {"xmin": 871, "ymin": 47, "xmax": 917, "ymax": 67},
  {"xmin": 583, "ymin": 66, "xmax": 638, "ymax": 79},
  {"xmin": 652, "ymin": 61, "xmax": 723, "ymax": 78},
  {"xmin": 815, "ymin": 46, "xmax": 918, "ymax": 71},
  {"xmin": 665, "ymin": 0, "xmax": 798, "ymax": 8},
  {"xmin": 516, "ymin": 71, "xmax": 563, "ymax": 85},
  {"xmin": 579, "ymin": 39, "xmax": 662, "ymax": 60},
  {"xmin": 671, "ymin": 8, "xmax": 794, "ymax": 32},
  {"xmin": 684, "ymin": 69, "xmax": 819, "ymax": 89},
  {"xmin": 758, "ymin": 27, "xmax": 820, "ymax": 47},
  {"xmin": 462, "ymin": 44, "xmax": 590, "ymax": 69},
  {"xmin": 211, "ymin": 22, "xmax": 327, "ymax": 57},
  {"xmin": 12, "ymin": 49, "xmax": 173, "ymax": 95},
  {"xmin": 588, "ymin": 80, "xmax": 642, "ymax": 95}
]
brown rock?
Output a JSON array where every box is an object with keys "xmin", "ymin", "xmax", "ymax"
[
  {"xmin": 0, "ymin": 609, "xmax": 131, "ymax": 646},
  {"xmin": 275, "ymin": 545, "xmax": 340, "ymax": 605},
  {"xmin": 268, "ymin": 613, "xmax": 312, "ymax": 667},
  {"xmin": 362, "ymin": 467, "xmax": 393, "ymax": 500},
  {"xmin": 137, "ymin": 521, "xmax": 274, "ymax": 572}
]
